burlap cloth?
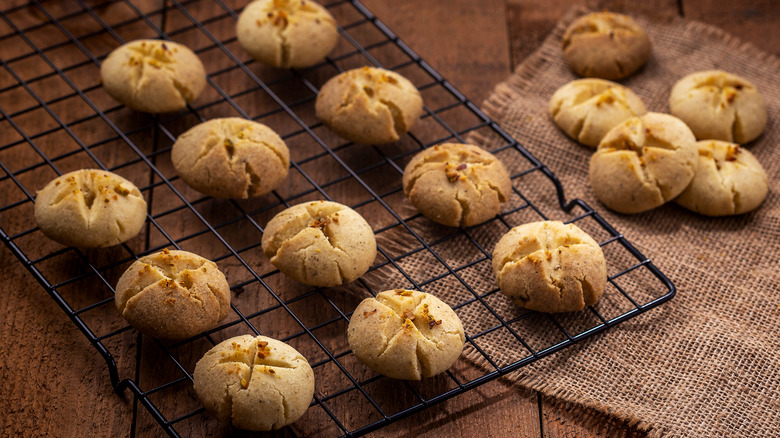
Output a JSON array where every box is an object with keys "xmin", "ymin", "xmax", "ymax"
[
  {"xmin": 370, "ymin": 7, "xmax": 780, "ymax": 438},
  {"xmin": 462, "ymin": 7, "xmax": 780, "ymax": 438}
]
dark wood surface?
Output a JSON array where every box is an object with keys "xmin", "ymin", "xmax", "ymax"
[{"xmin": 1, "ymin": 0, "xmax": 777, "ymax": 437}]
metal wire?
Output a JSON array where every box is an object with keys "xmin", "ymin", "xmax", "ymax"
[{"xmin": 0, "ymin": 1, "xmax": 675, "ymax": 436}]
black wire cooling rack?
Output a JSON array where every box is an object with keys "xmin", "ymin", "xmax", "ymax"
[{"xmin": 0, "ymin": 0, "xmax": 675, "ymax": 436}]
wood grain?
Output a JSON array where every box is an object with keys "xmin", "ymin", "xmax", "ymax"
[{"xmin": 0, "ymin": 1, "xmax": 776, "ymax": 437}]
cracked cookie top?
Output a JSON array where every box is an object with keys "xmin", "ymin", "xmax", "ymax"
[
  {"xmin": 114, "ymin": 249, "xmax": 231, "ymax": 340},
  {"xmin": 315, "ymin": 66, "xmax": 423, "ymax": 145},
  {"xmin": 261, "ymin": 200, "xmax": 377, "ymax": 287},
  {"xmin": 562, "ymin": 12, "xmax": 651, "ymax": 80},
  {"xmin": 236, "ymin": 0, "xmax": 338, "ymax": 68},
  {"xmin": 348, "ymin": 289, "xmax": 465, "ymax": 380},
  {"xmin": 670, "ymin": 70, "xmax": 767, "ymax": 144},
  {"xmin": 589, "ymin": 112, "xmax": 697, "ymax": 214},
  {"xmin": 193, "ymin": 335, "xmax": 315, "ymax": 431},
  {"xmin": 492, "ymin": 221, "xmax": 606, "ymax": 313},
  {"xmin": 675, "ymin": 140, "xmax": 768, "ymax": 216},
  {"xmin": 33, "ymin": 169, "xmax": 147, "ymax": 248},
  {"xmin": 100, "ymin": 39, "xmax": 206, "ymax": 113},
  {"xmin": 171, "ymin": 117, "xmax": 290, "ymax": 199},
  {"xmin": 549, "ymin": 78, "xmax": 647, "ymax": 148},
  {"xmin": 402, "ymin": 143, "xmax": 512, "ymax": 227}
]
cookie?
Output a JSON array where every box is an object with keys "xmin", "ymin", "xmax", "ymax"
[
  {"xmin": 114, "ymin": 249, "xmax": 231, "ymax": 340},
  {"xmin": 669, "ymin": 70, "xmax": 767, "ymax": 143},
  {"xmin": 100, "ymin": 39, "xmax": 206, "ymax": 113},
  {"xmin": 562, "ymin": 12, "xmax": 651, "ymax": 80},
  {"xmin": 589, "ymin": 112, "xmax": 697, "ymax": 214},
  {"xmin": 171, "ymin": 117, "xmax": 290, "ymax": 199},
  {"xmin": 402, "ymin": 143, "xmax": 512, "ymax": 227},
  {"xmin": 348, "ymin": 289, "xmax": 465, "ymax": 380},
  {"xmin": 193, "ymin": 335, "xmax": 315, "ymax": 431},
  {"xmin": 34, "ymin": 169, "xmax": 147, "ymax": 248},
  {"xmin": 492, "ymin": 221, "xmax": 606, "ymax": 313},
  {"xmin": 261, "ymin": 200, "xmax": 376, "ymax": 287},
  {"xmin": 236, "ymin": 0, "xmax": 339, "ymax": 68},
  {"xmin": 675, "ymin": 140, "xmax": 768, "ymax": 216},
  {"xmin": 549, "ymin": 78, "xmax": 647, "ymax": 148},
  {"xmin": 315, "ymin": 66, "xmax": 423, "ymax": 144}
]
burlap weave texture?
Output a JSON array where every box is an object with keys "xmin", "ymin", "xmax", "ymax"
[{"xmin": 462, "ymin": 7, "xmax": 780, "ymax": 438}]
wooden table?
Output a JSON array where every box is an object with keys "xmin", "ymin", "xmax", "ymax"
[{"xmin": 1, "ymin": 0, "xmax": 777, "ymax": 436}]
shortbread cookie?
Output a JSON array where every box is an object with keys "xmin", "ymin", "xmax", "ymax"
[
  {"xmin": 669, "ymin": 70, "xmax": 767, "ymax": 143},
  {"xmin": 549, "ymin": 79, "xmax": 647, "ymax": 148},
  {"xmin": 315, "ymin": 66, "xmax": 423, "ymax": 144},
  {"xmin": 193, "ymin": 335, "xmax": 315, "ymax": 431},
  {"xmin": 675, "ymin": 140, "xmax": 768, "ymax": 216},
  {"xmin": 34, "ymin": 169, "xmax": 146, "ymax": 248},
  {"xmin": 115, "ymin": 249, "xmax": 231, "ymax": 340},
  {"xmin": 492, "ymin": 221, "xmax": 606, "ymax": 313},
  {"xmin": 100, "ymin": 39, "xmax": 206, "ymax": 113},
  {"xmin": 589, "ymin": 112, "xmax": 697, "ymax": 214},
  {"xmin": 171, "ymin": 118, "xmax": 289, "ymax": 199},
  {"xmin": 402, "ymin": 143, "xmax": 512, "ymax": 227},
  {"xmin": 261, "ymin": 200, "xmax": 376, "ymax": 286},
  {"xmin": 348, "ymin": 289, "xmax": 465, "ymax": 380},
  {"xmin": 562, "ymin": 12, "xmax": 651, "ymax": 80},
  {"xmin": 237, "ymin": 0, "xmax": 339, "ymax": 68}
]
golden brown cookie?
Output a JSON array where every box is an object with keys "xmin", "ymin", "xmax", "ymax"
[
  {"xmin": 348, "ymin": 289, "xmax": 465, "ymax": 380},
  {"xmin": 100, "ymin": 39, "xmax": 206, "ymax": 113},
  {"xmin": 261, "ymin": 200, "xmax": 376, "ymax": 286},
  {"xmin": 236, "ymin": 0, "xmax": 339, "ymax": 68},
  {"xmin": 589, "ymin": 112, "xmax": 697, "ymax": 214},
  {"xmin": 675, "ymin": 140, "xmax": 768, "ymax": 216},
  {"xmin": 315, "ymin": 66, "xmax": 423, "ymax": 144},
  {"xmin": 193, "ymin": 335, "xmax": 315, "ymax": 431},
  {"xmin": 562, "ymin": 12, "xmax": 651, "ymax": 80},
  {"xmin": 549, "ymin": 78, "xmax": 647, "ymax": 148},
  {"xmin": 669, "ymin": 70, "xmax": 767, "ymax": 143},
  {"xmin": 492, "ymin": 221, "xmax": 606, "ymax": 313},
  {"xmin": 402, "ymin": 143, "xmax": 512, "ymax": 227},
  {"xmin": 114, "ymin": 249, "xmax": 231, "ymax": 340},
  {"xmin": 171, "ymin": 118, "xmax": 290, "ymax": 199},
  {"xmin": 34, "ymin": 169, "xmax": 147, "ymax": 248}
]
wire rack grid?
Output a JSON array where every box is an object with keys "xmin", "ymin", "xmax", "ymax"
[{"xmin": 0, "ymin": 0, "xmax": 675, "ymax": 436}]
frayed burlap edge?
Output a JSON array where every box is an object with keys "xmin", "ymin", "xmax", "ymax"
[{"xmin": 465, "ymin": 6, "xmax": 780, "ymax": 437}]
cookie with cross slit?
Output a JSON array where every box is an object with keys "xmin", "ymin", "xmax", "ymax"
[
  {"xmin": 589, "ymin": 112, "xmax": 697, "ymax": 214},
  {"xmin": 402, "ymin": 143, "xmax": 512, "ymax": 227},
  {"xmin": 348, "ymin": 289, "xmax": 465, "ymax": 380},
  {"xmin": 562, "ymin": 11, "xmax": 651, "ymax": 80},
  {"xmin": 675, "ymin": 140, "xmax": 768, "ymax": 216},
  {"xmin": 114, "ymin": 249, "xmax": 231, "ymax": 340},
  {"xmin": 669, "ymin": 70, "xmax": 767, "ymax": 143},
  {"xmin": 492, "ymin": 221, "xmax": 606, "ymax": 313},
  {"xmin": 237, "ymin": 0, "xmax": 339, "ymax": 68},
  {"xmin": 34, "ymin": 169, "xmax": 147, "ymax": 248},
  {"xmin": 549, "ymin": 78, "xmax": 647, "ymax": 148},
  {"xmin": 171, "ymin": 117, "xmax": 290, "ymax": 199},
  {"xmin": 193, "ymin": 335, "xmax": 315, "ymax": 431},
  {"xmin": 100, "ymin": 39, "xmax": 206, "ymax": 113},
  {"xmin": 315, "ymin": 66, "xmax": 423, "ymax": 144},
  {"xmin": 261, "ymin": 200, "xmax": 376, "ymax": 287}
]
